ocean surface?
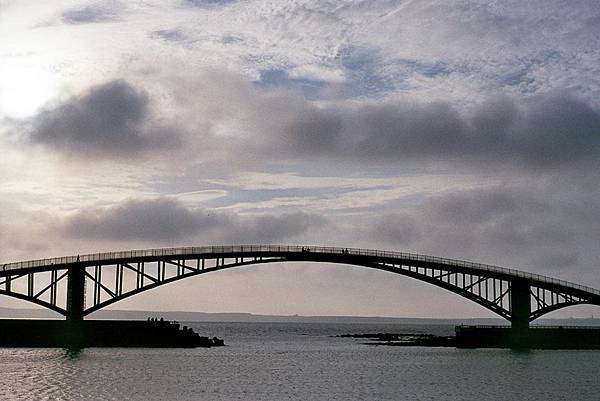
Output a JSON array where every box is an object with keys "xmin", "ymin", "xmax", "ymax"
[{"xmin": 0, "ymin": 322, "xmax": 598, "ymax": 401}]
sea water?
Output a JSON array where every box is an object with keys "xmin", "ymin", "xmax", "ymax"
[{"xmin": 0, "ymin": 322, "xmax": 598, "ymax": 401}]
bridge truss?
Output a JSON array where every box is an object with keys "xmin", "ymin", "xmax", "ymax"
[{"xmin": 1, "ymin": 245, "xmax": 599, "ymax": 328}]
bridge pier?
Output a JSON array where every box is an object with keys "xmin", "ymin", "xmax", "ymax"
[
  {"xmin": 510, "ymin": 279, "xmax": 531, "ymax": 331},
  {"xmin": 66, "ymin": 266, "xmax": 86, "ymax": 321}
]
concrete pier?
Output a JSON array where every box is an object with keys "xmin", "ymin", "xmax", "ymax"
[{"xmin": 456, "ymin": 325, "xmax": 600, "ymax": 349}]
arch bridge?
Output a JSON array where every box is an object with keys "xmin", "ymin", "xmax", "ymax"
[{"xmin": 2, "ymin": 245, "xmax": 599, "ymax": 329}]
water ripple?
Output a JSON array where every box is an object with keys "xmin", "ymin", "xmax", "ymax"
[{"xmin": 0, "ymin": 323, "xmax": 599, "ymax": 401}]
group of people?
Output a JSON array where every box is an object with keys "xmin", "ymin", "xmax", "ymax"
[
  {"xmin": 147, "ymin": 317, "xmax": 167, "ymax": 324},
  {"xmin": 300, "ymin": 247, "xmax": 351, "ymax": 254}
]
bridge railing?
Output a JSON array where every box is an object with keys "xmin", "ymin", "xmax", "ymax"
[{"xmin": 2, "ymin": 245, "xmax": 599, "ymax": 296}]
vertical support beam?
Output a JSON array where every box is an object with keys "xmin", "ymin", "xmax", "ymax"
[
  {"xmin": 50, "ymin": 270, "xmax": 58, "ymax": 306},
  {"xmin": 27, "ymin": 273, "xmax": 34, "ymax": 297},
  {"xmin": 115, "ymin": 264, "xmax": 121, "ymax": 297},
  {"xmin": 93, "ymin": 266, "xmax": 100, "ymax": 306},
  {"xmin": 510, "ymin": 279, "xmax": 531, "ymax": 331},
  {"xmin": 95, "ymin": 266, "xmax": 102, "ymax": 305},
  {"xmin": 66, "ymin": 266, "xmax": 86, "ymax": 321},
  {"xmin": 119, "ymin": 264, "xmax": 123, "ymax": 295},
  {"xmin": 136, "ymin": 262, "xmax": 142, "ymax": 288}
]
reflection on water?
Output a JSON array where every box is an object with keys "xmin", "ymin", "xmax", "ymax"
[{"xmin": 0, "ymin": 322, "xmax": 598, "ymax": 401}]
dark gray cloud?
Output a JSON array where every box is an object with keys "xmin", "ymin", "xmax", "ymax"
[
  {"xmin": 65, "ymin": 199, "xmax": 217, "ymax": 241},
  {"xmin": 226, "ymin": 212, "xmax": 322, "ymax": 244},
  {"xmin": 222, "ymin": 85, "xmax": 598, "ymax": 173},
  {"xmin": 62, "ymin": 198, "xmax": 321, "ymax": 243},
  {"xmin": 468, "ymin": 94, "xmax": 600, "ymax": 170},
  {"xmin": 183, "ymin": 0, "xmax": 237, "ymax": 8},
  {"xmin": 426, "ymin": 188, "xmax": 546, "ymax": 225},
  {"xmin": 62, "ymin": 2, "xmax": 122, "ymax": 25},
  {"xmin": 368, "ymin": 214, "xmax": 422, "ymax": 248},
  {"xmin": 348, "ymin": 101, "xmax": 467, "ymax": 162},
  {"xmin": 30, "ymin": 80, "xmax": 177, "ymax": 158},
  {"xmin": 283, "ymin": 107, "xmax": 344, "ymax": 156},
  {"xmin": 150, "ymin": 29, "xmax": 187, "ymax": 42},
  {"xmin": 316, "ymin": 93, "xmax": 600, "ymax": 172}
]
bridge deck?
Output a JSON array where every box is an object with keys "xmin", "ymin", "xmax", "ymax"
[{"xmin": 2, "ymin": 245, "xmax": 598, "ymax": 297}]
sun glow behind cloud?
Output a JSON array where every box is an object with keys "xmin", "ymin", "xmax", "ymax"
[{"xmin": 0, "ymin": 58, "xmax": 63, "ymax": 118}]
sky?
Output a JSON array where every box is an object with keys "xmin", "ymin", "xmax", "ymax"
[{"xmin": 0, "ymin": 0, "xmax": 599, "ymax": 318}]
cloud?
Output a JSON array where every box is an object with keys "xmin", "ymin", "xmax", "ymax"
[
  {"xmin": 347, "ymin": 100, "xmax": 467, "ymax": 162},
  {"xmin": 144, "ymin": 69, "xmax": 600, "ymax": 174},
  {"xmin": 368, "ymin": 214, "xmax": 423, "ymax": 248},
  {"xmin": 352, "ymin": 93, "xmax": 600, "ymax": 172},
  {"xmin": 183, "ymin": 0, "xmax": 237, "ymax": 9},
  {"xmin": 29, "ymin": 80, "xmax": 178, "ymax": 159},
  {"xmin": 247, "ymin": 89, "xmax": 600, "ymax": 173},
  {"xmin": 150, "ymin": 29, "xmax": 187, "ymax": 42},
  {"xmin": 62, "ymin": 2, "xmax": 123, "ymax": 25},
  {"xmin": 61, "ymin": 198, "xmax": 322, "ymax": 243},
  {"xmin": 464, "ymin": 93, "xmax": 600, "ymax": 171},
  {"xmin": 369, "ymin": 183, "xmax": 600, "ymax": 282}
]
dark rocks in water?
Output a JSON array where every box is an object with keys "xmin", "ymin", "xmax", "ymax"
[
  {"xmin": 0, "ymin": 318, "xmax": 225, "ymax": 348},
  {"xmin": 336, "ymin": 333, "xmax": 455, "ymax": 347},
  {"xmin": 336, "ymin": 333, "xmax": 409, "ymax": 340},
  {"xmin": 177, "ymin": 322, "xmax": 225, "ymax": 348},
  {"xmin": 211, "ymin": 336, "xmax": 225, "ymax": 346},
  {"xmin": 338, "ymin": 327, "xmax": 600, "ymax": 349}
]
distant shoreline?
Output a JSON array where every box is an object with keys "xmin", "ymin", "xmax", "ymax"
[{"xmin": 0, "ymin": 307, "xmax": 598, "ymax": 326}]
